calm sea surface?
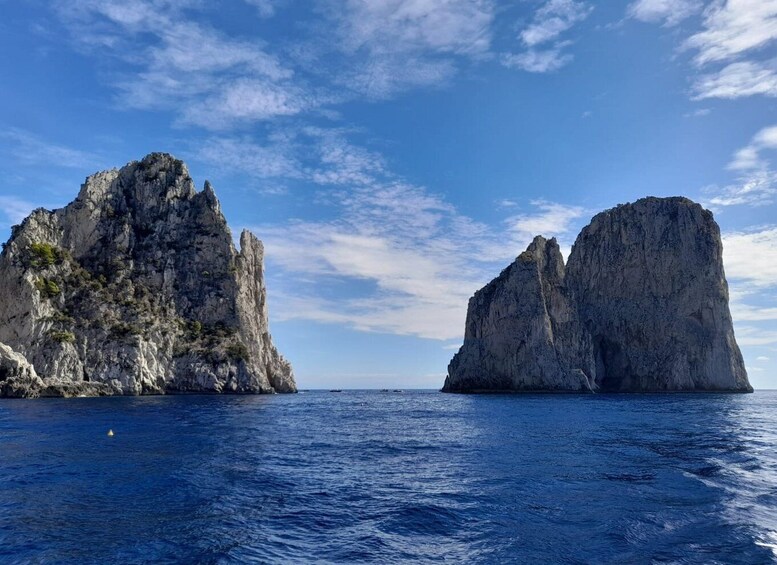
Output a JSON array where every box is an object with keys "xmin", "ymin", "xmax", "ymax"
[{"xmin": 1, "ymin": 390, "xmax": 776, "ymax": 564}]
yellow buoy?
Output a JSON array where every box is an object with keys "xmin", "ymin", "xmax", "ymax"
[{"xmin": 107, "ymin": 429, "xmax": 114, "ymax": 437}]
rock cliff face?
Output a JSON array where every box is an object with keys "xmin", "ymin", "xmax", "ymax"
[
  {"xmin": 445, "ymin": 237, "xmax": 595, "ymax": 392},
  {"xmin": 0, "ymin": 343, "xmax": 44, "ymax": 398},
  {"xmin": 444, "ymin": 197, "xmax": 751, "ymax": 393},
  {"xmin": 566, "ymin": 197, "xmax": 750, "ymax": 392},
  {"xmin": 0, "ymin": 153, "xmax": 295, "ymax": 397}
]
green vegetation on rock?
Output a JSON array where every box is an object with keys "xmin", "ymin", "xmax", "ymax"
[
  {"xmin": 35, "ymin": 277, "xmax": 61, "ymax": 298},
  {"xmin": 226, "ymin": 342, "xmax": 249, "ymax": 361},
  {"xmin": 42, "ymin": 311, "xmax": 75, "ymax": 325},
  {"xmin": 48, "ymin": 330, "xmax": 75, "ymax": 343},
  {"xmin": 27, "ymin": 242, "xmax": 62, "ymax": 269}
]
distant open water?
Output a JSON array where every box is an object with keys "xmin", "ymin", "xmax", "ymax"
[{"xmin": 1, "ymin": 390, "xmax": 776, "ymax": 564}]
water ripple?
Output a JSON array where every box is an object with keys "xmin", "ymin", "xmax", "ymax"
[{"xmin": 0, "ymin": 391, "xmax": 776, "ymax": 563}]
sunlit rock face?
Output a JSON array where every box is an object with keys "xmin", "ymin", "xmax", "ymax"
[
  {"xmin": 444, "ymin": 236, "xmax": 595, "ymax": 393},
  {"xmin": 445, "ymin": 197, "xmax": 751, "ymax": 394},
  {"xmin": 0, "ymin": 153, "xmax": 295, "ymax": 397}
]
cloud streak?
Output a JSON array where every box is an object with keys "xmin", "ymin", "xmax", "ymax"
[
  {"xmin": 53, "ymin": 0, "xmax": 593, "ymax": 125},
  {"xmin": 704, "ymin": 125, "xmax": 777, "ymax": 208},
  {"xmin": 0, "ymin": 196, "xmax": 39, "ymax": 226},
  {"xmin": 502, "ymin": 0, "xmax": 592, "ymax": 73},
  {"xmin": 0, "ymin": 128, "xmax": 100, "ymax": 169},
  {"xmin": 693, "ymin": 61, "xmax": 777, "ymax": 100},
  {"xmin": 309, "ymin": 0, "xmax": 495, "ymax": 99},
  {"xmin": 627, "ymin": 0, "xmax": 702, "ymax": 26},
  {"xmin": 686, "ymin": 0, "xmax": 777, "ymax": 100},
  {"xmin": 210, "ymin": 129, "xmax": 587, "ymax": 340},
  {"xmin": 55, "ymin": 0, "xmax": 309, "ymax": 129},
  {"xmin": 723, "ymin": 226, "xmax": 777, "ymax": 289},
  {"xmin": 685, "ymin": 0, "xmax": 777, "ymax": 66}
]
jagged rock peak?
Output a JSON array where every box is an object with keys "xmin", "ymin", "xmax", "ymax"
[
  {"xmin": 0, "ymin": 153, "xmax": 295, "ymax": 398},
  {"xmin": 77, "ymin": 152, "xmax": 195, "ymax": 207},
  {"xmin": 444, "ymin": 235, "xmax": 595, "ymax": 393},
  {"xmin": 445, "ymin": 196, "xmax": 751, "ymax": 394}
]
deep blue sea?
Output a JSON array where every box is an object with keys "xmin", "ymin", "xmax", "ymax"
[{"xmin": 1, "ymin": 391, "xmax": 776, "ymax": 564}]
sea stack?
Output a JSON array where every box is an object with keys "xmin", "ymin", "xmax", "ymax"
[
  {"xmin": 443, "ymin": 197, "xmax": 751, "ymax": 393},
  {"xmin": 0, "ymin": 153, "xmax": 296, "ymax": 397},
  {"xmin": 447, "ymin": 236, "xmax": 595, "ymax": 392}
]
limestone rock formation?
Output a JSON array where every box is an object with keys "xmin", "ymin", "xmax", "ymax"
[
  {"xmin": 566, "ymin": 197, "xmax": 750, "ymax": 392},
  {"xmin": 0, "ymin": 343, "xmax": 44, "ymax": 398},
  {"xmin": 444, "ymin": 237, "xmax": 595, "ymax": 392},
  {"xmin": 0, "ymin": 153, "xmax": 295, "ymax": 397},
  {"xmin": 445, "ymin": 197, "xmax": 751, "ymax": 393}
]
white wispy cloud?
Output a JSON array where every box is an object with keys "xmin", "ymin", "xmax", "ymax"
[
  {"xmin": 722, "ymin": 226, "xmax": 777, "ymax": 346},
  {"xmin": 55, "ymin": 0, "xmax": 308, "ymax": 129},
  {"xmin": 684, "ymin": 0, "xmax": 777, "ymax": 100},
  {"xmin": 704, "ymin": 125, "xmax": 777, "ymax": 208},
  {"xmin": 0, "ymin": 196, "xmax": 38, "ymax": 225},
  {"xmin": 502, "ymin": 43, "xmax": 573, "ymax": 73},
  {"xmin": 0, "ymin": 128, "xmax": 99, "ymax": 169},
  {"xmin": 314, "ymin": 0, "xmax": 494, "ymax": 98},
  {"xmin": 731, "ymin": 302, "xmax": 777, "ymax": 322},
  {"xmin": 723, "ymin": 226, "xmax": 777, "ymax": 288},
  {"xmin": 627, "ymin": 0, "xmax": 702, "ymax": 26},
  {"xmin": 335, "ymin": 0, "xmax": 493, "ymax": 56},
  {"xmin": 258, "ymin": 189, "xmax": 500, "ymax": 340},
  {"xmin": 308, "ymin": 128, "xmax": 387, "ymax": 186},
  {"xmin": 53, "ymin": 0, "xmax": 591, "ymax": 125},
  {"xmin": 705, "ymin": 171, "xmax": 777, "ymax": 208},
  {"xmin": 181, "ymin": 80, "xmax": 310, "ymax": 129},
  {"xmin": 49, "ymin": 0, "xmax": 499, "ymax": 125},
  {"xmin": 244, "ymin": 0, "xmax": 280, "ymax": 18},
  {"xmin": 728, "ymin": 125, "xmax": 777, "ymax": 171},
  {"xmin": 212, "ymin": 129, "xmax": 584, "ymax": 340},
  {"xmin": 502, "ymin": 0, "xmax": 591, "ymax": 73},
  {"xmin": 521, "ymin": 0, "xmax": 592, "ymax": 46},
  {"xmin": 735, "ymin": 326, "xmax": 777, "ymax": 346},
  {"xmin": 631, "ymin": 0, "xmax": 777, "ymax": 100},
  {"xmin": 729, "ymin": 282, "xmax": 777, "ymax": 320},
  {"xmin": 685, "ymin": 0, "xmax": 777, "ymax": 66},
  {"xmin": 683, "ymin": 108, "xmax": 711, "ymax": 118},
  {"xmin": 259, "ymin": 192, "xmax": 580, "ymax": 340},
  {"xmin": 507, "ymin": 200, "xmax": 586, "ymax": 243},
  {"xmin": 195, "ymin": 135, "xmax": 302, "ymax": 179},
  {"xmin": 693, "ymin": 60, "xmax": 777, "ymax": 100}
]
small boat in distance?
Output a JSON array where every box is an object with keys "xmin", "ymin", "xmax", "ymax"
[{"xmin": 329, "ymin": 389, "xmax": 343, "ymax": 393}]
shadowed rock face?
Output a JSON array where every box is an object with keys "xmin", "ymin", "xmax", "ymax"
[
  {"xmin": 445, "ymin": 197, "xmax": 751, "ymax": 393},
  {"xmin": 0, "ymin": 153, "xmax": 295, "ymax": 397},
  {"xmin": 566, "ymin": 197, "xmax": 750, "ymax": 392},
  {"xmin": 444, "ymin": 236, "xmax": 595, "ymax": 393}
]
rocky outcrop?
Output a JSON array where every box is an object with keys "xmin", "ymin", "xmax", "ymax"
[
  {"xmin": 0, "ymin": 153, "xmax": 295, "ymax": 398},
  {"xmin": 0, "ymin": 343, "xmax": 44, "ymax": 398},
  {"xmin": 445, "ymin": 197, "xmax": 751, "ymax": 393},
  {"xmin": 566, "ymin": 197, "xmax": 750, "ymax": 392},
  {"xmin": 444, "ymin": 237, "xmax": 595, "ymax": 392}
]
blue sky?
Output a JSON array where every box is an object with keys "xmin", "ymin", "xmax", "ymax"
[{"xmin": 1, "ymin": 0, "xmax": 776, "ymax": 389}]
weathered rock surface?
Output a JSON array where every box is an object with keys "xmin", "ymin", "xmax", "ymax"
[
  {"xmin": 566, "ymin": 197, "xmax": 750, "ymax": 392},
  {"xmin": 445, "ymin": 197, "xmax": 751, "ymax": 393},
  {"xmin": 0, "ymin": 343, "xmax": 44, "ymax": 398},
  {"xmin": 444, "ymin": 237, "xmax": 595, "ymax": 392},
  {"xmin": 0, "ymin": 153, "xmax": 295, "ymax": 398}
]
